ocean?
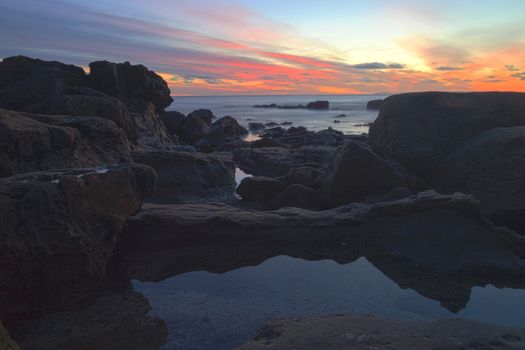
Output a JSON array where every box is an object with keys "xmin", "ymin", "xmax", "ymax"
[{"xmin": 167, "ymin": 94, "xmax": 386, "ymax": 135}]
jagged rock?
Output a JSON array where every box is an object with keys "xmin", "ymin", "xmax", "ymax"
[
  {"xmin": 0, "ymin": 164, "xmax": 156, "ymax": 323},
  {"xmin": 237, "ymin": 316, "xmax": 525, "ymax": 350},
  {"xmin": 236, "ymin": 176, "xmax": 286, "ymax": 204},
  {"xmin": 129, "ymin": 102, "xmax": 176, "ymax": 150},
  {"xmin": 323, "ymin": 141, "xmax": 417, "ymax": 208},
  {"xmin": 0, "ymin": 319, "xmax": 20, "ymax": 350},
  {"xmin": 267, "ymin": 184, "xmax": 322, "ymax": 210},
  {"xmin": 131, "ymin": 150, "xmax": 235, "ymax": 203},
  {"xmin": 0, "ymin": 109, "xmax": 131, "ymax": 177},
  {"xmin": 88, "ymin": 61, "xmax": 172, "ymax": 112},
  {"xmin": 195, "ymin": 116, "xmax": 248, "ymax": 149},
  {"xmin": 23, "ymin": 94, "xmax": 137, "ymax": 142},
  {"xmin": 366, "ymin": 99, "xmax": 383, "ymax": 110},
  {"xmin": 306, "ymin": 100, "xmax": 329, "ymax": 110},
  {"xmin": 369, "ymin": 92, "xmax": 525, "ymax": 180},
  {"xmin": 11, "ymin": 292, "xmax": 167, "ymax": 350},
  {"xmin": 0, "ymin": 56, "xmax": 88, "ymax": 111},
  {"xmin": 159, "ymin": 111, "xmax": 185, "ymax": 136}
]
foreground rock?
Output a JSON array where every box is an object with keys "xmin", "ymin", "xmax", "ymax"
[
  {"xmin": 0, "ymin": 320, "xmax": 20, "ymax": 350},
  {"xmin": 11, "ymin": 292, "xmax": 167, "ymax": 350},
  {"xmin": 132, "ymin": 150, "xmax": 235, "ymax": 203},
  {"xmin": 237, "ymin": 315, "xmax": 525, "ymax": 350},
  {"xmin": 195, "ymin": 116, "xmax": 248, "ymax": 150},
  {"xmin": 0, "ymin": 164, "xmax": 156, "ymax": 323},
  {"xmin": 0, "ymin": 109, "xmax": 131, "ymax": 177}
]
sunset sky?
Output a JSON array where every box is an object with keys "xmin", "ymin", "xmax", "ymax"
[{"xmin": 1, "ymin": 0, "xmax": 525, "ymax": 95}]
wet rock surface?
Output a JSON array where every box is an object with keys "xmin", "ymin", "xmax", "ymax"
[{"xmin": 237, "ymin": 315, "xmax": 525, "ymax": 350}]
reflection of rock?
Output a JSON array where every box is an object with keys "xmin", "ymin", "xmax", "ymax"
[
  {"xmin": 116, "ymin": 191, "xmax": 525, "ymax": 311},
  {"xmin": 132, "ymin": 150, "xmax": 236, "ymax": 203},
  {"xmin": 11, "ymin": 291, "xmax": 167, "ymax": 350},
  {"xmin": 237, "ymin": 315, "xmax": 525, "ymax": 350},
  {"xmin": 0, "ymin": 319, "xmax": 20, "ymax": 350},
  {"xmin": 0, "ymin": 164, "xmax": 155, "ymax": 323}
]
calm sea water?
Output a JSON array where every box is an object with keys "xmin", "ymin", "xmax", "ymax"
[
  {"xmin": 134, "ymin": 256, "xmax": 525, "ymax": 350},
  {"xmin": 168, "ymin": 95, "xmax": 385, "ymax": 135}
]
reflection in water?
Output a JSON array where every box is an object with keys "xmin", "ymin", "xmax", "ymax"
[{"xmin": 133, "ymin": 256, "xmax": 525, "ymax": 350}]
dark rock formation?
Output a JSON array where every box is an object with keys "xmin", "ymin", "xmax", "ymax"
[
  {"xmin": 323, "ymin": 141, "xmax": 420, "ymax": 208},
  {"xmin": 250, "ymin": 138, "xmax": 281, "ymax": 148},
  {"xmin": 306, "ymin": 100, "xmax": 329, "ymax": 110},
  {"xmin": 0, "ymin": 109, "xmax": 131, "ymax": 177},
  {"xmin": 248, "ymin": 122, "xmax": 266, "ymax": 133},
  {"xmin": 284, "ymin": 166, "xmax": 322, "ymax": 190},
  {"xmin": 236, "ymin": 176, "xmax": 286, "ymax": 204},
  {"xmin": 0, "ymin": 164, "xmax": 156, "ymax": 323},
  {"xmin": 179, "ymin": 110, "xmax": 213, "ymax": 144},
  {"xmin": 11, "ymin": 291, "xmax": 167, "ymax": 350},
  {"xmin": 366, "ymin": 99, "xmax": 383, "ymax": 110},
  {"xmin": 276, "ymin": 127, "xmax": 347, "ymax": 148},
  {"xmin": 159, "ymin": 111, "xmax": 185, "ymax": 136},
  {"xmin": 238, "ymin": 316, "xmax": 525, "ymax": 350},
  {"xmin": 0, "ymin": 320, "xmax": 19, "ymax": 350},
  {"xmin": 131, "ymin": 150, "xmax": 236, "ymax": 203},
  {"xmin": 186, "ymin": 109, "xmax": 215, "ymax": 124},
  {"xmin": 195, "ymin": 116, "xmax": 248, "ymax": 149},
  {"xmin": 129, "ymin": 102, "xmax": 175, "ymax": 150},
  {"xmin": 267, "ymin": 184, "xmax": 322, "ymax": 210},
  {"xmin": 88, "ymin": 61, "xmax": 172, "ymax": 112}
]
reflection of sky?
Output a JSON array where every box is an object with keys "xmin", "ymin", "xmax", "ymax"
[
  {"xmin": 1, "ymin": 0, "xmax": 524, "ymax": 95},
  {"xmin": 134, "ymin": 256, "xmax": 525, "ymax": 350}
]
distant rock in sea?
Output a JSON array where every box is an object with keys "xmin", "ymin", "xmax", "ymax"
[{"xmin": 253, "ymin": 100, "xmax": 330, "ymax": 110}]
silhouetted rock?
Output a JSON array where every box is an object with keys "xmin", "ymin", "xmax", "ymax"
[
  {"xmin": 366, "ymin": 99, "xmax": 383, "ymax": 110},
  {"xmin": 268, "ymin": 184, "xmax": 322, "ymax": 210},
  {"xmin": 306, "ymin": 100, "xmax": 329, "ymax": 110},
  {"xmin": 248, "ymin": 122, "xmax": 266, "ymax": 133},
  {"xmin": 0, "ymin": 109, "xmax": 131, "ymax": 177},
  {"xmin": 238, "ymin": 316, "xmax": 525, "ymax": 350},
  {"xmin": 88, "ymin": 61, "xmax": 173, "ymax": 112},
  {"xmin": 179, "ymin": 110, "xmax": 214, "ymax": 144},
  {"xmin": 132, "ymin": 150, "xmax": 235, "ymax": 203},
  {"xmin": 284, "ymin": 166, "xmax": 322, "ymax": 190},
  {"xmin": 277, "ymin": 127, "xmax": 346, "ymax": 148},
  {"xmin": 159, "ymin": 111, "xmax": 185, "ymax": 136},
  {"xmin": 323, "ymin": 141, "xmax": 423, "ymax": 208},
  {"xmin": 260, "ymin": 126, "xmax": 285, "ymax": 138},
  {"xmin": 250, "ymin": 137, "xmax": 282, "ymax": 148},
  {"xmin": 236, "ymin": 176, "xmax": 286, "ymax": 204},
  {"xmin": 195, "ymin": 116, "xmax": 248, "ymax": 149},
  {"xmin": 0, "ymin": 164, "xmax": 156, "ymax": 323}
]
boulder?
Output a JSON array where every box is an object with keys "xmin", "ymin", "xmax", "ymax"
[
  {"xmin": 0, "ymin": 164, "xmax": 156, "ymax": 323},
  {"xmin": 237, "ymin": 316, "xmax": 525, "ymax": 350},
  {"xmin": 369, "ymin": 92, "xmax": 525, "ymax": 180},
  {"xmin": 186, "ymin": 109, "xmax": 215, "ymax": 124},
  {"xmin": 366, "ymin": 99, "xmax": 383, "ymax": 110},
  {"xmin": 0, "ymin": 109, "xmax": 131, "ymax": 177},
  {"xmin": 131, "ymin": 150, "xmax": 236, "ymax": 203},
  {"xmin": 306, "ymin": 100, "xmax": 329, "ymax": 110},
  {"xmin": 159, "ymin": 111, "xmax": 185, "ymax": 136},
  {"xmin": 248, "ymin": 122, "xmax": 266, "ymax": 133},
  {"xmin": 284, "ymin": 166, "xmax": 322, "ymax": 190},
  {"xmin": 236, "ymin": 176, "xmax": 286, "ymax": 204},
  {"xmin": 129, "ymin": 102, "xmax": 176, "ymax": 150},
  {"xmin": 250, "ymin": 138, "xmax": 281, "ymax": 148},
  {"xmin": 0, "ymin": 320, "xmax": 19, "ymax": 350},
  {"xmin": 0, "ymin": 56, "xmax": 88, "ymax": 111},
  {"xmin": 436, "ymin": 127, "xmax": 525, "ymax": 232},
  {"xmin": 179, "ymin": 111, "xmax": 213, "ymax": 144},
  {"xmin": 267, "ymin": 184, "xmax": 322, "ymax": 210},
  {"xmin": 323, "ymin": 141, "xmax": 414, "ymax": 208},
  {"xmin": 195, "ymin": 116, "xmax": 248, "ymax": 149},
  {"xmin": 88, "ymin": 61, "xmax": 173, "ymax": 112}
]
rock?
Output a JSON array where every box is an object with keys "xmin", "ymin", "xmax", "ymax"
[
  {"xmin": 250, "ymin": 138, "xmax": 282, "ymax": 148},
  {"xmin": 131, "ymin": 150, "xmax": 235, "ymax": 203},
  {"xmin": 322, "ymin": 141, "xmax": 417, "ymax": 208},
  {"xmin": 195, "ymin": 116, "xmax": 248, "ymax": 149},
  {"xmin": 0, "ymin": 56, "xmax": 88, "ymax": 111},
  {"xmin": 0, "ymin": 109, "xmax": 131, "ymax": 177},
  {"xmin": 436, "ymin": 127, "xmax": 525, "ymax": 232},
  {"xmin": 276, "ymin": 127, "xmax": 346, "ymax": 148},
  {"xmin": 366, "ymin": 99, "xmax": 383, "ymax": 110},
  {"xmin": 129, "ymin": 102, "xmax": 176, "ymax": 150},
  {"xmin": 179, "ymin": 110, "xmax": 213, "ymax": 144},
  {"xmin": 265, "ymin": 122, "xmax": 279, "ymax": 127},
  {"xmin": 365, "ymin": 186, "xmax": 413, "ymax": 204},
  {"xmin": 369, "ymin": 92, "xmax": 525, "ymax": 180},
  {"xmin": 237, "ymin": 315, "xmax": 525, "ymax": 350},
  {"xmin": 286, "ymin": 126, "xmax": 307, "ymax": 134},
  {"xmin": 0, "ymin": 164, "xmax": 156, "ymax": 323},
  {"xmin": 284, "ymin": 166, "xmax": 322, "ymax": 190},
  {"xmin": 11, "ymin": 291, "xmax": 167, "ymax": 350},
  {"xmin": 253, "ymin": 104, "xmax": 277, "ymax": 108},
  {"xmin": 88, "ymin": 61, "xmax": 173, "ymax": 112},
  {"xmin": 236, "ymin": 176, "xmax": 286, "ymax": 204},
  {"xmin": 306, "ymin": 100, "xmax": 329, "ymax": 110},
  {"xmin": 159, "ymin": 111, "xmax": 185, "ymax": 136},
  {"xmin": 0, "ymin": 319, "xmax": 20, "ymax": 350},
  {"xmin": 280, "ymin": 122, "xmax": 293, "ymax": 126},
  {"xmin": 23, "ymin": 94, "xmax": 137, "ymax": 142},
  {"xmin": 248, "ymin": 122, "xmax": 266, "ymax": 133},
  {"xmin": 260, "ymin": 126, "xmax": 285, "ymax": 138},
  {"xmin": 267, "ymin": 184, "xmax": 322, "ymax": 210}
]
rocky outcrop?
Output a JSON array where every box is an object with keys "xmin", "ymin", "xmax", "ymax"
[
  {"xmin": 129, "ymin": 102, "xmax": 176, "ymax": 150},
  {"xmin": 237, "ymin": 316, "xmax": 525, "ymax": 350},
  {"xmin": 366, "ymin": 99, "xmax": 383, "ymax": 110},
  {"xmin": 179, "ymin": 110, "xmax": 213, "ymax": 144},
  {"xmin": 0, "ymin": 164, "xmax": 156, "ymax": 323},
  {"xmin": 0, "ymin": 320, "xmax": 20, "ymax": 350},
  {"xmin": 159, "ymin": 111, "xmax": 185, "ymax": 136},
  {"xmin": 11, "ymin": 291, "xmax": 167, "ymax": 350},
  {"xmin": 131, "ymin": 150, "xmax": 236, "ymax": 203},
  {"xmin": 88, "ymin": 61, "xmax": 172, "ymax": 112},
  {"xmin": 0, "ymin": 109, "xmax": 131, "ymax": 177},
  {"xmin": 369, "ymin": 92, "xmax": 525, "ymax": 180},
  {"xmin": 195, "ymin": 116, "xmax": 248, "ymax": 150},
  {"xmin": 323, "ymin": 141, "xmax": 425, "ymax": 208},
  {"xmin": 306, "ymin": 100, "xmax": 329, "ymax": 110},
  {"xmin": 248, "ymin": 122, "xmax": 265, "ymax": 133},
  {"xmin": 275, "ymin": 127, "xmax": 347, "ymax": 148}
]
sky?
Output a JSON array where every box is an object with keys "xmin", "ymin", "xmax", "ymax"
[{"xmin": 1, "ymin": 0, "xmax": 525, "ymax": 95}]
